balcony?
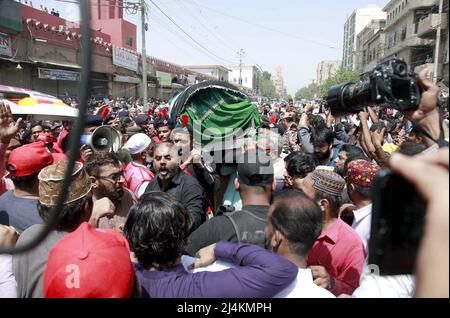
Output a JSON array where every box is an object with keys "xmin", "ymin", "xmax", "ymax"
[
  {"xmin": 417, "ymin": 13, "xmax": 448, "ymax": 39},
  {"xmin": 414, "ymin": 62, "xmax": 443, "ymax": 78},
  {"xmin": 385, "ymin": 35, "xmax": 432, "ymax": 57}
]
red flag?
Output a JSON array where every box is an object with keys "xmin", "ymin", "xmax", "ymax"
[
  {"xmin": 181, "ymin": 114, "xmax": 189, "ymax": 127},
  {"xmin": 269, "ymin": 114, "xmax": 276, "ymax": 125},
  {"xmin": 161, "ymin": 108, "xmax": 168, "ymax": 119},
  {"xmin": 101, "ymin": 107, "xmax": 110, "ymax": 119}
]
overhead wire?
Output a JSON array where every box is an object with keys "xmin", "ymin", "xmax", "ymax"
[
  {"xmin": 173, "ymin": 0, "xmax": 239, "ymax": 56},
  {"xmin": 147, "ymin": 0, "xmax": 236, "ymax": 65},
  {"xmin": 185, "ymin": 0, "xmax": 341, "ymax": 50}
]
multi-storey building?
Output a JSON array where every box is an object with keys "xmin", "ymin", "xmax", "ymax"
[
  {"xmin": 343, "ymin": 6, "xmax": 387, "ymax": 70},
  {"xmin": 316, "ymin": 60, "xmax": 341, "ymax": 86},
  {"xmin": 356, "ymin": 19, "xmax": 387, "ymax": 76}
]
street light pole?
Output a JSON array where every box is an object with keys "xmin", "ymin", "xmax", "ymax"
[
  {"xmin": 433, "ymin": 0, "xmax": 443, "ymax": 84},
  {"xmin": 141, "ymin": 0, "xmax": 148, "ymax": 110},
  {"xmin": 238, "ymin": 49, "xmax": 245, "ymax": 86}
]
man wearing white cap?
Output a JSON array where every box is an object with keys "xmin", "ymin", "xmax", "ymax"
[{"xmin": 124, "ymin": 133, "xmax": 155, "ymax": 199}]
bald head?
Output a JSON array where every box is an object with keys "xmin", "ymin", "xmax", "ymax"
[
  {"xmin": 265, "ymin": 189, "xmax": 322, "ymax": 257},
  {"xmin": 153, "ymin": 142, "xmax": 181, "ymax": 181}
]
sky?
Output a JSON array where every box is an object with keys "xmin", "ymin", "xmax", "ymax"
[{"xmin": 30, "ymin": 0, "xmax": 387, "ymax": 95}]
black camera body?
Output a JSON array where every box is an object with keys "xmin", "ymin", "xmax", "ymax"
[{"xmin": 327, "ymin": 58, "xmax": 422, "ymax": 116}]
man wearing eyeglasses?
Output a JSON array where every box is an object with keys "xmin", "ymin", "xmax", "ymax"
[{"xmin": 84, "ymin": 151, "xmax": 136, "ymax": 232}]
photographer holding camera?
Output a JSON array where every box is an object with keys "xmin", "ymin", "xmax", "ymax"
[{"xmin": 327, "ymin": 60, "xmax": 448, "ymax": 297}]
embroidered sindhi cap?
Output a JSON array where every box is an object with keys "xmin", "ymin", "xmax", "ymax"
[
  {"xmin": 38, "ymin": 160, "xmax": 92, "ymax": 205},
  {"xmin": 347, "ymin": 160, "xmax": 381, "ymax": 187},
  {"xmin": 310, "ymin": 169, "xmax": 345, "ymax": 197}
]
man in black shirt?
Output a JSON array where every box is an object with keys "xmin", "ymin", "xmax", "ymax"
[
  {"xmin": 143, "ymin": 142, "xmax": 206, "ymax": 232},
  {"xmin": 184, "ymin": 150, "xmax": 275, "ymax": 256}
]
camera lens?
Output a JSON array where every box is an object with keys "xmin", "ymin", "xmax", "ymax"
[
  {"xmin": 326, "ymin": 81, "xmax": 372, "ymax": 116},
  {"xmin": 395, "ymin": 64, "xmax": 406, "ymax": 76}
]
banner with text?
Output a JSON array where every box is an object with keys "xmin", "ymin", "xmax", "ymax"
[
  {"xmin": 112, "ymin": 46, "xmax": 138, "ymax": 72},
  {"xmin": 0, "ymin": 32, "xmax": 12, "ymax": 57},
  {"xmin": 38, "ymin": 68, "xmax": 80, "ymax": 81}
]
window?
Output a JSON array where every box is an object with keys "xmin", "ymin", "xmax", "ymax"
[
  {"xmin": 126, "ymin": 37, "xmax": 133, "ymax": 47},
  {"xmin": 401, "ymin": 25, "xmax": 407, "ymax": 41}
]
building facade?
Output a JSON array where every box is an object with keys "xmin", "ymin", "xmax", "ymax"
[
  {"xmin": 89, "ymin": 0, "xmax": 137, "ymax": 51},
  {"xmin": 184, "ymin": 65, "xmax": 230, "ymax": 82},
  {"xmin": 414, "ymin": 0, "xmax": 449, "ymax": 85},
  {"xmin": 316, "ymin": 60, "xmax": 341, "ymax": 86},
  {"xmin": 228, "ymin": 65, "xmax": 261, "ymax": 95},
  {"xmin": 343, "ymin": 6, "xmax": 387, "ymax": 70},
  {"xmin": 271, "ymin": 66, "xmax": 287, "ymax": 98},
  {"xmin": 356, "ymin": 19, "xmax": 387, "ymax": 76},
  {"xmin": 0, "ymin": 0, "xmax": 216, "ymax": 101},
  {"xmin": 383, "ymin": 0, "xmax": 437, "ymax": 73}
]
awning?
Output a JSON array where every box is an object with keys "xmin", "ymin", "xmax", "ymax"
[{"xmin": 30, "ymin": 58, "xmax": 82, "ymax": 69}]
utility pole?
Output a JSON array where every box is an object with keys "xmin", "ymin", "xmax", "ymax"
[
  {"xmin": 433, "ymin": 0, "xmax": 444, "ymax": 84},
  {"xmin": 141, "ymin": 0, "xmax": 148, "ymax": 110},
  {"xmin": 238, "ymin": 49, "xmax": 245, "ymax": 86}
]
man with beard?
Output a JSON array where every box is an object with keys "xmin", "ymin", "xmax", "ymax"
[
  {"xmin": 296, "ymin": 169, "xmax": 365, "ymax": 296},
  {"xmin": 143, "ymin": 142, "xmax": 206, "ymax": 232},
  {"xmin": 333, "ymin": 144, "xmax": 368, "ymax": 177},
  {"xmin": 84, "ymin": 151, "xmax": 136, "ymax": 231},
  {"xmin": 283, "ymin": 152, "xmax": 318, "ymax": 190},
  {"xmin": 172, "ymin": 126, "xmax": 220, "ymax": 210},
  {"xmin": 311, "ymin": 127, "xmax": 340, "ymax": 167},
  {"xmin": 123, "ymin": 133, "xmax": 155, "ymax": 199},
  {"xmin": 266, "ymin": 189, "xmax": 335, "ymax": 298}
]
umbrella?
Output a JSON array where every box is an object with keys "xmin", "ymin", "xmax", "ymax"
[{"xmin": 0, "ymin": 85, "xmax": 78, "ymax": 120}]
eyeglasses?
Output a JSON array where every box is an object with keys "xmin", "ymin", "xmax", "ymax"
[{"xmin": 95, "ymin": 171, "xmax": 124, "ymax": 183}]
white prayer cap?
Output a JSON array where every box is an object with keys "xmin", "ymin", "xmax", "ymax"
[{"xmin": 125, "ymin": 133, "xmax": 151, "ymax": 155}]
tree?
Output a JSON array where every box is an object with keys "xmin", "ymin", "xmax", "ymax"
[
  {"xmin": 259, "ymin": 71, "xmax": 278, "ymax": 99},
  {"xmin": 295, "ymin": 82, "xmax": 319, "ymax": 101},
  {"xmin": 319, "ymin": 67, "xmax": 361, "ymax": 97}
]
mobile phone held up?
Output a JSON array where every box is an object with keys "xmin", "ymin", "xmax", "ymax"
[{"xmin": 369, "ymin": 169, "xmax": 426, "ymax": 276}]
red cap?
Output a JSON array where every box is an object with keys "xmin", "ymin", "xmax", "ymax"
[
  {"xmin": 7, "ymin": 142, "xmax": 54, "ymax": 177},
  {"xmin": 43, "ymin": 222, "xmax": 134, "ymax": 298}
]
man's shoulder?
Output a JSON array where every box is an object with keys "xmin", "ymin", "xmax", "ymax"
[
  {"xmin": 0, "ymin": 190, "xmax": 13, "ymax": 201},
  {"xmin": 178, "ymin": 173, "xmax": 204, "ymax": 191},
  {"xmin": 335, "ymin": 219, "xmax": 365, "ymax": 249},
  {"xmin": 17, "ymin": 224, "xmax": 45, "ymax": 242},
  {"xmin": 200, "ymin": 214, "xmax": 233, "ymax": 230}
]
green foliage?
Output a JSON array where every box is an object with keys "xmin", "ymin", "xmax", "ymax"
[
  {"xmin": 295, "ymin": 82, "xmax": 319, "ymax": 101},
  {"xmin": 319, "ymin": 67, "xmax": 361, "ymax": 97},
  {"xmin": 259, "ymin": 71, "xmax": 278, "ymax": 98}
]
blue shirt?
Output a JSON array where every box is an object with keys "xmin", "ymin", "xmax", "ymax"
[
  {"xmin": 134, "ymin": 241, "xmax": 297, "ymax": 298},
  {"xmin": 0, "ymin": 191, "xmax": 42, "ymax": 233},
  {"xmin": 327, "ymin": 146, "xmax": 340, "ymax": 167}
]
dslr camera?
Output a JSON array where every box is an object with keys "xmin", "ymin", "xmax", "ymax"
[{"xmin": 326, "ymin": 58, "xmax": 422, "ymax": 116}]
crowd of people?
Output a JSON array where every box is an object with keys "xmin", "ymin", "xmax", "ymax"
[{"xmin": 0, "ymin": 69, "xmax": 448, "ymax": 298}]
